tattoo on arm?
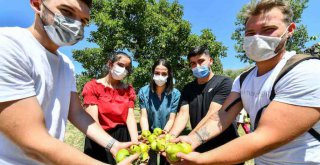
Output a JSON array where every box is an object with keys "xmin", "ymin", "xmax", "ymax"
[{"xmin": 198, "ymin": 126, "xmax": 210, "ymax": 141}]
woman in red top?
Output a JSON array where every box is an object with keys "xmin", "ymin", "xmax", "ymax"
[{"xmin": 82, "ymin": 52, "xmax": 138, "ymax": 164}]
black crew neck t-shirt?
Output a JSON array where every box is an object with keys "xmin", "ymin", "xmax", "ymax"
[{"xmin": 179, "ymin": 75, "xmax": 239, "ymax": 152}]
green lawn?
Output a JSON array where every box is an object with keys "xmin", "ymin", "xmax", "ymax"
[{"xmin": 64, "ymin": 109, "xmax": 254, "ymax": 164}]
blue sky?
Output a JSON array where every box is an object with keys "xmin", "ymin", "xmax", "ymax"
[{"xmin": 1, "ymin": 0, "xmax": 319, "ymax": 74}]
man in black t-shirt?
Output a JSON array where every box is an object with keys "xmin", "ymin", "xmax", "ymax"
[{"xmin": 168, "ymin": 46, "xmax": 240, "ymax": 154}]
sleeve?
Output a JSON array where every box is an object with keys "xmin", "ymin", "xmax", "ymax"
[
  {"xmin": 178, "ymin": 85, "xmax": 189, "ymax": 110},
  {"xmin": 170, "ymin": 89, "xmax": 181, "ymax": 113},
  {"xmin": 0, "ymin": 36, "xmax": 36, "ymax": 102},
  {"xmin": 81, "ymin": 81, "xmax": 99, "ymax": 106},
  {"xmin": 212, "ymin": 77, "xmax": 233, "ymax": 104},
  {"xmin": 274, "ymin": 59, "xmax": 320, "ymax": 108},
  {"xmin": 231, "ymin": 75, "xmax": 241, "ymax": 93},
  {"xmin": 128, "ymin": 85, "xmax": 136, "ymax": 108},
  {"xmin": 69, "ymin": 60, "xmax": 77, "ymax": 92},
  {"xmin": 138, "ymin": 87, "xmax": 146, "ymax": 109}
]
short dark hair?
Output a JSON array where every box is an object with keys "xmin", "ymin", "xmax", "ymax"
[
  {"xmin": 150, "ymin": 59, "xmax": 174, "ymax": 94},
  {"xmin": 187, "ymin": 46, "xmax": 210, "ymax": 61},
  {"xmin": 106, "ymin": 51, "xmax": 132, "ymax": 74}
]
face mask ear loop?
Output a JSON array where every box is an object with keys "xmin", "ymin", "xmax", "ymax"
[{"xmin": 274, "ymin": 24, "xmax": 291, "ymax": 54}]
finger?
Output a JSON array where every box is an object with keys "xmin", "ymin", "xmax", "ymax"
[
  {"xmin": 176, "ymin": 152, "xmax": 188, "ymax": 160},
  {"xmin": 118, "ymin": 153, "xmax": 139, "ymax": 165},
  {"xmin": 170, "ymin": 137, "xmax": 181, "ymax": 143}
]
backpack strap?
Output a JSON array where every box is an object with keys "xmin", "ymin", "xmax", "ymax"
[
  {"xmin": 222, "ymin": 68, "xmax": 256, "ymax": 113},
  {"xmin": 240, "ymin": 67, "xmax": 256, "ymax": 89},
  {"xmin": 269, "ymin": 54, "xmax": 319, "ymax": 100},
  {"xmin": 256, "ymin": 54, "xmax": 320, "ymax": 141}
]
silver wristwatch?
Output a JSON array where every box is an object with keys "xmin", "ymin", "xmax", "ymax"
[{"xmin": 105, "ymin": 138, "xmax": 116, "ymax": 152}]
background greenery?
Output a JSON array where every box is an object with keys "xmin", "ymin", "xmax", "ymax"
[{"xmin": 65, "ymin": 1, "xmax": 319, "ymax": 165}]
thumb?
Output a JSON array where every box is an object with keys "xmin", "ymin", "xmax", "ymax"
[
  {"xmin": 176, "ymin": 152, "xmax": 188, "ymax": 160},
  {"xmin": 117, "ymin": 153, "xmax": 139, "ymax": 165}
]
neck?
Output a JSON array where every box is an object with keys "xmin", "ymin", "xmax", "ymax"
[
  {"xmin": 28, "ymin": 15, "xmax": 59, "ymax": 54},
  {"xmin": 256, "ymin": 50, "xmax": 286, "ymax": 76},
  {"xmin": 197, "ymin": 71, "xmax": 214, "ymax": 84},
  {"xmin": 105, "ymin": 74, "xmax": 121, "ymax": 87},
  {"xmin": 156, "ymin": 85, "xmax": 166, "ymax": 95}
]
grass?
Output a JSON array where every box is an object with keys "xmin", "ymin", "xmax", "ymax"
[{"xmin": 64, "ymin": 108, "xmax": 254, "ymax": 165}]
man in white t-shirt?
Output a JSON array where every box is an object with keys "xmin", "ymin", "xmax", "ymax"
[
  {"xmin": 170, "ymin": 0, "xmax": 320, "ymax": 164},
  {"xmin": 0, "ymin": 0, "xmax": 138, "ymax": 164}
]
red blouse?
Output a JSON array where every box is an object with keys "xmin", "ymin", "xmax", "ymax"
[{"xmin": 82, "ymin": 79, "xmax": 136, "ymax": 131}]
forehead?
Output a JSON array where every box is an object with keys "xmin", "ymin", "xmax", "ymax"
[
  {"xmin": 154, "ymin": 65, "xmax": 168, "ymax": 72},
  {"xmin": 116, "ymin": 55, "xmax": 131, "ymax": 64},
  {"xmin": 189, "ymin": 53, "xmax": 210, "ymax": 62},
  {"xmin": 45, "ymin": 0, "xmax": 90, "ymax": 19},
  {"xmin": 246, "ymin": 7, "xmax": 285, "ymax": 29}
]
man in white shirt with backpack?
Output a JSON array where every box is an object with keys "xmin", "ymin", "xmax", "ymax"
[
  {"xmin": 171, "ymin": 0, "xmax": 320, "ymax": 164},
  {"xmin": 0, "ymin": 0, "xmax": 138, "ymax": 164}
]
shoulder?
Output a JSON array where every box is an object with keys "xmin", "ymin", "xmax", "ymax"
[
  {"xmin": 182, "ymin": 80, "xmax": 195, "ymax": 91},
  {"xmin": 172, "ymin": 88, "xmax": 181, "ymax": 95},
  {"xmin": 139, "ymin": 85, "xmax": 150, "ymax": 93},
  {"xmin": 58, "ymin": 52, "xmax": 76, "ymax": 70},
  {"xmin": 211, "ymin": 75, "xmax": 233, "ymax": 87},
  {"xmin": 83, "ymin": 79, "xmax": 98, "ymax": 90}
]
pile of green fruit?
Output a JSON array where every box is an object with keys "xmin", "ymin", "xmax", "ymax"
[{"xmin": 115, "ymin": 128, "xmax": 192, "ymax": 164}]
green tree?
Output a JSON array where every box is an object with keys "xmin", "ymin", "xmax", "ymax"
[
  {"xmin": 231, "ymin": 0, "xmax": 309, "ymax": 63},
  {"xmin": 73, "ymin": 0, "xmax": 227, "ymax": 91}
]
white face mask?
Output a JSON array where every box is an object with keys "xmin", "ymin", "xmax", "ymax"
[
  {"xmin": 153, "ymin": 74, "xmax": 168, "ymax": 87},
  {"xmin": 111, "ymin": 64, "xmax": 128, "ymax": 80},
  {"xmin": 41, "ymin": 3, "xmax": 84, "ymax": 46},
  {"xmin": 243, "ymin": 27, "xmax": 288, "ymax": 62}
]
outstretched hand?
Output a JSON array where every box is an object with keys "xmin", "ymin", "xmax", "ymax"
[
  {"xmin": 117, "ymin": 153, "xmax": 140, "ymax": 165},
  {"xmin": 110, "ymin": 141, "xmax": 139, "ymax": 157},
  {"xmin": 173, "ymin": 152, "xmax": 201, "ymax": 165},
  {"xmin": 170, "ymin": 135, "xmax": 198, "ymax": 150}
]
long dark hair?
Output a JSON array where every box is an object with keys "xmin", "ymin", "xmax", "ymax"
[{"xmin": 150, "ymin": 59, "xmax": 174, "ymax": 94}]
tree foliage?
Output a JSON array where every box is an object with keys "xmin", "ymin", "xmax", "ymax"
[
  {"xmin": 73, "ymin": 0, "xmax": 227, "ymax": 91},
  {"xmin": 231, "ymin": 0, "xmax": 309, "ymax": 63}
]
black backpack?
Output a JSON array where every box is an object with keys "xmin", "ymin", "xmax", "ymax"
[{"xmin": 226, "ymin": 54, "xmax": 320, "ymax": 141}]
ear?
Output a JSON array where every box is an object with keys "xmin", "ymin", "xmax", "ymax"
[
  {"xmin": 30, "ymin": 0, "xmax": 42, "ymax": 14},
  {"xmin": 287, "ymin": 22, "xmax": 296, "ymax": 38},
  {"xmin": 209, "ymin": 56, "xmax": 214, "ymax": 65}
]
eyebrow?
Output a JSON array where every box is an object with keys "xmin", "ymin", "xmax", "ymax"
[{"xmin": 60, "ymin": 4, "xmax": 89, "ymax": 23}]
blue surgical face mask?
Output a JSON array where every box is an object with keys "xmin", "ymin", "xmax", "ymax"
[{"xmin": 192, "ymin": 65, "xmax": 210, "ymax": 78}]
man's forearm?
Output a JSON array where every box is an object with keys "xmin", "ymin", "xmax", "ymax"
[
  {"xmin": 169, "ymin": 112, "xmax": 189, "ymax": 136},
  {"xmin": 188, "ymin": 110, "xmax": 231, "ymax": 148},
  {"xmin": 69, "ymin": 108, "xmax": 112, "ymax": 146}
]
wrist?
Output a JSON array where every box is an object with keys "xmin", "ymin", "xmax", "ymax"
[
  {"xmin": 189, "ymin": 132, "xmax": 203, "ymax": 148},
  {"xmin": 105, "ymin": 138, "xmax": 118, "ymax": 155}
]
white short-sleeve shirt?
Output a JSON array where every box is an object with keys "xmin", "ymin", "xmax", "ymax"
[
  {"xmin": 0, "ymin": 27, "xmax": 77, "ymax": 165},
  {"xmin": 232, "ymin": 51, "xmax": 320, "ymax": 164}
]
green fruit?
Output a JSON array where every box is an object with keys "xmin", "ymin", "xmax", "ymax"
[
  {"xmin": 129, "ymin": 144, "xmax": 141, "ymax": 154},
  {"xmin": 150, "ymin": 141, "xmax": 158, "ymax": 151},
  {"xmin": 165, "ymin": 134, "xmax": 174, "ymax": 142},
  {"xmin": 156, "ymin": 138, "xmax": 166, "ymax": 151},
  {"xmin": 167, "ymin": 152, "xmax": 180, "ymax": 162},
  {"xmin": 139, "ymin": 143, "xmax": 150, "ymax": 153},
  {"xmin": 153, "ymin": 128, "xmax": 163, "ymax": 136},
  {"xmin": 178, "ymin": 142, "xmax": 192, "ymax": 154},
  {"xmin": 141, "ymin": 130, "xmax": 151, "ymax": 138},
  {"xmin": 165, "ymin": 143, "xmax": 182, "ymax": 162},
  {"xmin": 148, "ymin": 134, "xmax": 157, "ymax": 143},
  {"xmin": 140, "ymin": 152, "xmax": 149, "ymax": 162},
  {"xmin": 115, "ymin": 149, "xmax": 130, "ymax": 163}
]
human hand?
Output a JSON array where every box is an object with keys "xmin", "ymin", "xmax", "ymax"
[
  {"xmin": 116, "ymin": 153, "xmax": 139, "ymax": 165},
  {"xmin": 173, "ymin": 152, "xmax": 201, "ymax": 165},
  {"xmin": 170, "ymin": 135, "xmax": 199, "ymax": 150},
  {"xmin": 110, "ymin": 141, "xmax": 138, "ymax": 157}
]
